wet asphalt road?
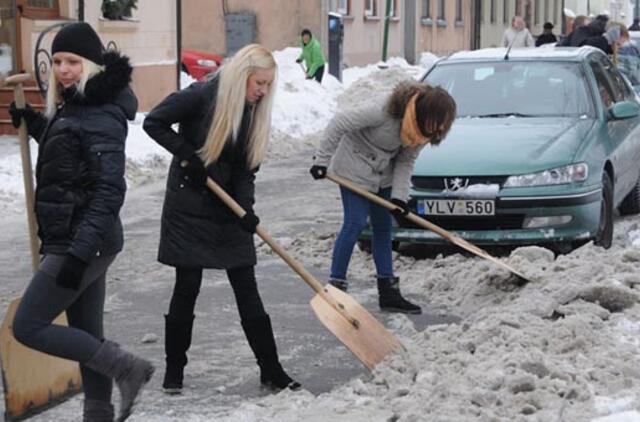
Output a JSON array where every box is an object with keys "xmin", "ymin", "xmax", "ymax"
[{"xmin": 0, "ymin": 148, "xmax": 458, "ymax": 419}]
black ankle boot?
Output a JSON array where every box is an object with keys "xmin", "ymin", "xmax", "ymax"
[
  {"xmin": 241, "ymin": 315, "xmax": 301, "ymax": 391},
  {"xmin": 328, "ymin": 278, "xmax": 348, "ymax": 292},
  {"xmin": 377, "ymin": 276, "xmax": 422, "ymax": 314},
  {"xmin": 163, "ymin": 314, "xmax": 195, "ymax": 394}
]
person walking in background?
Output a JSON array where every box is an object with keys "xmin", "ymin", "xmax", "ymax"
[
  {"xmin": 143, "ymin": 44, "xmax": 300, "ymax": 396},
  {"xmin": 611, "ymin": 23, "xmax": 640, "ymax": 85},
  {"xmin": 296, "ymin": 29, "xmax": 326, "ymax": 83},
  {"xmin": 572, "ymin": 14, "xmax": 609, "ymax": 47},
  {"xmin": 581, "ymin": 24, "xmax": 622, "ymax": 55},
  {"xmin": 8, "ymin": 22, "xmax": 153, "ymax": 422},
  {"xmin": 629, "ymin": 17, "xmax": 640, "ymax": 31},
  {"xmin": 502, "ymin": 16, "xmax": 534, "ymax": 48},
  {"xmin": 536, "ymin": 22, "xmax": 558, "ymax": 47},
  {"xmin": 557, "ymin": 15, "xmax": 590, "ymax": 46},
  {"xmin": 309, "ymin": 81, "xmax": 456, "ymax": 314}
]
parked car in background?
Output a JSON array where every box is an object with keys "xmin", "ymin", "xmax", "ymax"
[
  {"xmin": 181, "ymin": 48, "xmax": 223, "ymax": 81},
  {"xmin": 383, "ymin": 47, "xmax": 640, "ymax": 252}
]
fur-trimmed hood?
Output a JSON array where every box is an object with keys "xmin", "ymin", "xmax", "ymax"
[{"xmin": 81, "ymin": 50, "xmax": 137, "ymax": 119}]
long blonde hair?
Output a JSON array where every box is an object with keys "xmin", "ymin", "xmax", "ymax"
[
  {"xmin": 45, "ymin": 57, "xmax": 104, "ymax": 118},
  {"xmin": 200, "ymin": 44, "xmax": 277, "ymax": 169}
]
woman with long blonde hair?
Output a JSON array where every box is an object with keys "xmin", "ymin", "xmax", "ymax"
[{"xmin": 144, "ymin": 43, "xmax": 300, "ymax": 394}]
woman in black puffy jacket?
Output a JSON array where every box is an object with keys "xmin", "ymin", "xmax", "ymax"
[{"xmin": 9, "ymin": 22, "xmax": 153, "ymax": 422}]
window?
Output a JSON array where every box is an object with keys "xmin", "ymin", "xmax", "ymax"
[
  {"xmin": 425, "ymin": 61, "xmax": 593, "ymax": 118},
  {"xmin": 503, "ymin": 0, "xmax": 509, "ymax": 23},
  {"xmin": 534, "ymin": 0, "xmax": 540, "ymax": 25},
  {"xmin": 22, "ymin": 0, "xmax": 58, "ymax": 18},
  {"xmin": 455, "ymin": 0, "xmax": 462, "ymax": 22},
  {"xmin": 544, "ymin": 0, "xmax": 549, "ymax": 22},
  {"xmin": 438, "ymin": 0, "xmax": 445, "ymax": 20},
  {"xmin": 590, "ymin": 59, "xmax": 622, "ymax": 108},
  {"xmin": 490, "ymin": 0, "xmax": 496, "ymax": 23},
  {"xmin": 329, "ymin": 0, "xmax": 349, "ymax": 14},
  {"xmin": 422, "ymin": 0, "xmax": 431, "ymax": 18},
  {"xmin": 365, "ymin": 0, "xmax": 377, "ymax": 17},
  {"xmin": 389, "ymin": 0, "xmax": 399, "ymax": 18}
]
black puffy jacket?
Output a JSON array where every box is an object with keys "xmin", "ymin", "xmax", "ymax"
[
  {"xmin": 143, "ymin": 76, "xmax": 258, "ymax": 269},
  {"xmin": 23, "ymin": 51, "xmax": 136, "ymax": 262}
]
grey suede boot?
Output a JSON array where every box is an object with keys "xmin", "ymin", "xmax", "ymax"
[
  {"xmin": 85, "ymin": 340, "xmax": 155, "ymax": 422},
  {"xmin": 83, "ymin": 399, "xmax": 115, "ymax": 422},
  {"xmin": 377, "ymin": 276, "xmax": 422, "ymax": 314}
]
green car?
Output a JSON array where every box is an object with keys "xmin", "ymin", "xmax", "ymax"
[{"xmin": 389, "ymin": 47, "xmax": 640, "ymax": 251}]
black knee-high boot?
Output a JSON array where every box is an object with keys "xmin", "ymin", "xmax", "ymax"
[
  {"xmin": 163, "ymin": 314, "xmax": 195, "ymax": 394},
  {"xmin": 240, "ymin": 314, "xmax": 301, "ymax": 391}
]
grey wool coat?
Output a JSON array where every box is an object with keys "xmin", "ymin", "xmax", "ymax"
[{"xmin": 313, "ymin": 99, "xmax": 424, "ymax": 200}]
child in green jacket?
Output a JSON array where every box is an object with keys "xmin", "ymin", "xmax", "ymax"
[{"xmin": 296, "ymin": 29, "xmax": 326, "ymax": 83}]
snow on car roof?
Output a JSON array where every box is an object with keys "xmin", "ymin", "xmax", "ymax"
[{"xmin": 442, "ymin": 46, "xmax": 601, "ymax": 63}]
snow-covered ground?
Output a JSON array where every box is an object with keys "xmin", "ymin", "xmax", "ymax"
[{"xmin": 2, "ymin": 47, "xmax": 640, "ymax": 421}]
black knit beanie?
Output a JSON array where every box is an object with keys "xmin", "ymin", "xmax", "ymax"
[{"xmin": 52, "ymin": 22, "xmax": 105, "ymax": 65}]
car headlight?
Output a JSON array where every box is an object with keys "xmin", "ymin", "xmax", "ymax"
[
  {"xmin": 196, "ymin": 59, "xmax": 218, "ymax": 67},
  {"xmin": 504, "ymin": 163, "xmax": 588, "ymax": 187}
]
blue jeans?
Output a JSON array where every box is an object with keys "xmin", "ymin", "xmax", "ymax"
[{"xmin": 330, "ymin": 186, "xmax": 394, "ymax": 280}]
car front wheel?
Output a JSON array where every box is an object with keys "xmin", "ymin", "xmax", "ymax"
[{"xmin": 595, "ymin": 173, "xmax": 614, "ymax": 249}]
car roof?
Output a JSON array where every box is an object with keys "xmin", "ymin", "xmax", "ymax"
[{"xmin": 439, "ymin": 46, "xmax": 602, "ymax": 64}]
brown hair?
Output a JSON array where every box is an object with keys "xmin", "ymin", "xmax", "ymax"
[{"xmin": 386, "ymin": 81, "xmax": 457, "ymax": 146}]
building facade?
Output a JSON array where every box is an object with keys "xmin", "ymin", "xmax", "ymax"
[
  {"xmin": 2, "ymin": 0, "xmax": 177, "ymax": 112},
  {"xmin": 477, "ymin": 0, "xmax": 564, "ymax": 48}
]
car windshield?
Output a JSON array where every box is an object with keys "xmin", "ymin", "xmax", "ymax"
[{"xmin": 424, "ymin": 61, "xmax": 594, "ymax": 118}]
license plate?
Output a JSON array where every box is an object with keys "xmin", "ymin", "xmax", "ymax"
[{"xmin": 418, "ymin": 199, "xmax": 495, "ymax": 216}]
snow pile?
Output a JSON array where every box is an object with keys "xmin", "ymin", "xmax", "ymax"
[{"xmin": 237, "ymin": 223, "xmax": 640, "ymax": 422}]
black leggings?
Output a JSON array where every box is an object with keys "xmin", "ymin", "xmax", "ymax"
[{"xmin": 168, "ymin": 266, "xmax": 267, "ymax": 322}]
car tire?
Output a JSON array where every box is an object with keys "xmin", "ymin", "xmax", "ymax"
[
  {"xmin": 618, "ymin": 173, "xmax": 640, "ymax": 215},
  {"xmin": 357, "ymin": 239, "xmax": 372, "ymax": 253},
  {"xmin": 595, "ymin": 173, "xmax": 614, "ymax": 249},
  {"xmin": 356, "ymin": 239, "xmax": 400, "ymax": 253},
  {"xmin": 181, "ymin": 63, "xmax": 189, "ymax": 74}
]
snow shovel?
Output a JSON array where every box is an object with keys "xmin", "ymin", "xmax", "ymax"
[
  {"xmin": 326, "ymin": 173, "xmax": 532, "ymax": 285},
  {"xmin": 0, "ymin": 73, "xmax": 82, "ymax": 421},
  {"xmin": 206, "ymin": 177, "xmax": 404, "ymax": 370}
]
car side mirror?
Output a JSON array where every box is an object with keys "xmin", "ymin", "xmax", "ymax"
[{"xmin": 609, "ymin": 101, "xmax": 640, "ymax": 120}]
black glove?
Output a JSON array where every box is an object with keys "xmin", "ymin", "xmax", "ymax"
[
  {"xmin": 306, "ymin": 75, "xmax": 314, "ymax": 80},
  {"xmin": 238, "ymin": 211, "xmax": 260, "ymax": 233},
  {"xmin": 8, "ymin": 102, "xmax": 36, "ymax": 128},
  {"xmin": 390, "ymin": 198, "xmax": 410, "ymax": 226},
  {"xmin": 309, "ymin": 165, "xmax": 327, "ymax": 180},
  {"xmin": 296, "ymin": 58, "xmax": 303, "ymax": 63},
  {"xmin": 180, "ymin": 154, "xmax": 207, "ymax": 186},
  {"xmin": 55, "ymin": 254, "xmax": 88, "ymax": 290}
]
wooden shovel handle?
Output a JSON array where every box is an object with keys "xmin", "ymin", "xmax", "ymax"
[
  {"xmin": 7, "ymin": 74, "xmax": 39, "ymax": 273},
  {"xmin": 326, "ymin": 173, "xmax": 531, "ymax": 283},
  {"xmin": 205, "ymin": 177, "xmax": 360, "ymax": 327}
]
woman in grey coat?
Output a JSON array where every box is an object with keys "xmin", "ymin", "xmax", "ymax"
[{"xmin": 309, "ymin": 81, "xmax": 456, "ymax": 313}]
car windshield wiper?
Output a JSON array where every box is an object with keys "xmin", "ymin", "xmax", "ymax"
[{"xmin": 474, "ymin": 112, "xmax": 538, "ymax": 118}]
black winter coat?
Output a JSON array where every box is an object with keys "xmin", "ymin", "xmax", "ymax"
[
  {"xmin": 22, "ymin": 51, "xmax": 136, "ymax": 262},
  {"xmin": 581, "ymin": 35, "xmax": 614, "ymax": 55},
  {"xmin": 143, "ymin": 76, "xmax": 258, "ymax": 269},
  {"xmin": 535, "ymin": 33, "xmax": 557, "ymax": 47}
]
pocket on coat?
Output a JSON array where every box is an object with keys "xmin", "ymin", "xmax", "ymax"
[
  {"xmin": 36, "ymin": 202, "xmax": 75, "ymax": 237},
  {"xmin": 89, "ymin": 143, "xmax": 125, "ymax": 176}
]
